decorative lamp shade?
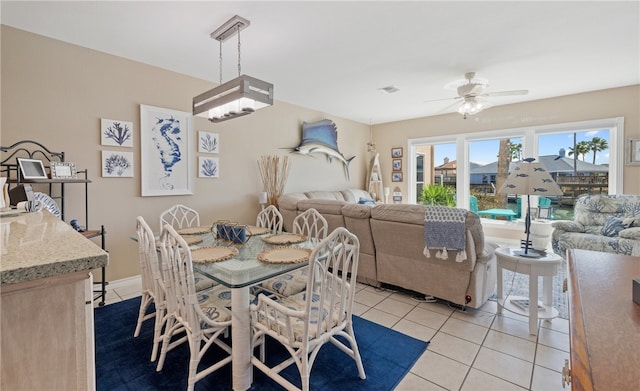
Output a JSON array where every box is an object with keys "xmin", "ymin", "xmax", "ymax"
[
  {"xmin": 497, "ymin": 159, "xmax": 563, "ymax": 196},
  {"xmin": 193, "ymin": 75, "xmax": 273, "ymax": 123}
]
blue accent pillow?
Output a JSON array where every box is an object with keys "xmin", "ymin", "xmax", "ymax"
[
  {"xmin": 601, "ymin": 216, "xmax": 631, "ymax": 237},
  {"xmin": 358, "ymin": 197, "xmax": 376, "ymax": 206}
]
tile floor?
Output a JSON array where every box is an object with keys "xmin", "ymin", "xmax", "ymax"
[{"xmin": 98, "ymin": 237, "xmax": 570, "ymax": 391}]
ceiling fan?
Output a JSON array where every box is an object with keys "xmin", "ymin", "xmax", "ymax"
[{"xmin": 428, "ymin": 72, "xmax": 529, "ymax": 119}]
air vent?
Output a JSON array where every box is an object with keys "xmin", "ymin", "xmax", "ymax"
[{"xmin": 378, "ymin": 86, "xmax": 399, "ymax": 94}]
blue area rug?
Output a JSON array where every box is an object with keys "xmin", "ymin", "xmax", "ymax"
[{"xmin": 95, "ymin": 297, "xmax": 428, "ymax": 390}]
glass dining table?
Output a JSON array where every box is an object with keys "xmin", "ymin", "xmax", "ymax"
[{"xmin": 189, "ymin": 231, "xmax": 315, "ymax": 391}]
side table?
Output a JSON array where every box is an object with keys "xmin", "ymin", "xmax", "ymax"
[{"xmin": 495, "ymin": 247, "xmax": 562, "ymax": 335}]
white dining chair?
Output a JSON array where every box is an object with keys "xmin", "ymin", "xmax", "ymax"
[
  {"xmin": 292, "ymin": 208, "xmax": 328, "ymax": 244},
  {"xmin": 159, "ymin": 204, "xmax": 215, "ymax": 291},
  {"xmin": 256, "ymin": 204, "xmax": 283, "ymax": 234},
  {"xmin": 250, "ymin": 227, "xmax": 366, "ymax": 391},
  {"xmin": 134, "ymin": 216, "xmax": 168, "ymax": 362},
  {"xmin": 156, "ymin": 224, "xmax": 232, "ymax": 391},
  {"xmin": 159, "ymin": 204, "xmax": 200, "ymax": 231},
  {"xmin": 260, "ymin": 208, "xmax": 328, "ymax": 297}
]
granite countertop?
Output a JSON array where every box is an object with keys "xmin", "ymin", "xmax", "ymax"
[{"xmin": 0, "ymin": 210, "xmax": 108, "ymax": 285}]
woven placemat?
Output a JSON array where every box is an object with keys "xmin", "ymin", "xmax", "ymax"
[
  {"xmin": 176, "ymin": 226, "xmax": 212, "ymax": 235},
  {"xmin": 257, "ymin": 247, "xmax": 312, "ymax": 264},
  {"xmin": 191, "ymin": 246, "xmax": 239, "ymax": 264},
  {"xmin": 156, "ymin": 235, "xmax": 203, "ymax": 247},
  {"xmin": 262, "ymin": 233, "xmax": 307, "ymax": 245},
  {"xmin": 246, "ymin": 225, "xmax": 270, "ymax": 236}
]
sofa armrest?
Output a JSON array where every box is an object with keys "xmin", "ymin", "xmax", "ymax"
[
  {"xmin": 552, "ymin": 221, "xmax": 585, "ymax": 233},
  {"xmin": 620, "ymin": 227, "xmax": 640, "ymax": 240},
  {"xmin": 477, "ymin": 241, "xmax": 498, "ymax": 264}
]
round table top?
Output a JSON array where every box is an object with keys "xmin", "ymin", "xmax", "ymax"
[{"xmin": 495, "ymin": 247, "xmax": 562, "ymax": 265}]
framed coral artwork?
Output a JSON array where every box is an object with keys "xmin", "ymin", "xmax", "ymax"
[
  {"xmin": 140, "ymin": 105, "xmax": 193, "ymax": 196},
  {"xmin": 199, "ymin": 157, "xmax": 219, "ymax": 178},
  {"xmin": 198, "ymin": 131, "xmax": 219, "ymax": 153},
  {"xmin": 102, "ymin": 151, "xmax": 133, "ymax": 177},
  {"xmin": 101, "ymin": 119, "xmax": 133, "ymax": 147}
]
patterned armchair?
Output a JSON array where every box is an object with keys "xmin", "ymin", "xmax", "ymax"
[{"xmin": 552, "ymin": 194, "xmax": 640, "ymax": 258}]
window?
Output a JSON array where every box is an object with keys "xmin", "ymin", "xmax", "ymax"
[
  {"xmin": 414, "ymin": 143, "xmax": 456, "ymax": 203},
  {"xmin": 408, "ymin": 118, "xmax": 623, "ymax": 221}
]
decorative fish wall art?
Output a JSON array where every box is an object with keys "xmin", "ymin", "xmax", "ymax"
[{"xmin": 289, "ymin": 119, "xmax": 355, "ymax": 179}]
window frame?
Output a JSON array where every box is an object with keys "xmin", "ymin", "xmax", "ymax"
[{"xmin": 407, "ymin": 117, "xmax": 624, "ymax": 217}]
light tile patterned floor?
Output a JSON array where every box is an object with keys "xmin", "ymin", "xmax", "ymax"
[{"xmin": 99, "ymin": 237, "xmax": 570, "ymax": 391}]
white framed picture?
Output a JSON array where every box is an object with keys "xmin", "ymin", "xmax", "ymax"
[
  {"xmin": 198, "ymin": 131, "xmax": 219, "ymax": 153},
  {"xmin": 199, "ymin": 156, "xmax": 219, "ymax": 178},
  {"xmin": 17, "ymin": 158, "xmax": 47, "ymax": 179},
  {"xmin": 140, "ymin": 105, "xmax": 193, "ymax": 196},
  {"xmin": 102, "ymin": 151, "xmax": 133, "ymax": 177},
  {"xmin": 627, "ymin": 138, "xmax": 640, "ymax": 165},
  {"xmin": 101, "ymin": 118, "xmax": 133, "ymax": 147}
]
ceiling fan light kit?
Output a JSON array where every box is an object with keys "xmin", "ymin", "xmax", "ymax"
[
  {"xmin": 429, "ymin": 72, "xmax": 529, "ymax": 119},
  {"xmin": 457, "ymin": 97, "xmax": 484, "ymax": 119},
  {"xmin": 193, "ymin": 15, "xmax": 274, "ymax": 123}
]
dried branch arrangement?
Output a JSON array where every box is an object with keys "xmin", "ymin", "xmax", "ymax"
[{"xmin": 257, "ymin": 155, "xmax": 290, "ymax": 207}]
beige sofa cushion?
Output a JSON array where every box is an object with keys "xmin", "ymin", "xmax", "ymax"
[
  {"xmin": 304, "ymin": 190, "xmax": 345, "ymax": 201},
  {"xmin": 342, "ymin": 203, "xmax": 374, "ymax": 219},
  {"xmin": 371, "ymin": 204, "xmax": 486, "ymax": 260},
  {"xmin": 298, "ymin": 199, "xmax": 346, "ymax": 215},
  {"xmin": 278, "ymin": 193, "xmax": 308, "ymax": 210},
  {"xmin": 370, "ymin": 204, "xmax": 425, "ymax": 224},
  {"xmin": 341, "ymin": 189, "xmax": 374, "ymax": 203},
  {"xmin": 342, "ymin": 204, "xmax": 375, "ymax": 255}
]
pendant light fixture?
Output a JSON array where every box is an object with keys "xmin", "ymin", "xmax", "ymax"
[{"xmin": 193, "ymin": 15, "xmax": 274, "ymax": 123}]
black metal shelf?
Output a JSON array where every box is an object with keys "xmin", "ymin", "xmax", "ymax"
[{"xmin": 1, "ymin": 140, "xmax": 107, "ymax": 306}]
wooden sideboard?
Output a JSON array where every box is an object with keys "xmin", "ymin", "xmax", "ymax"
[{"xmin": 566, "ymin": 249, "xmax": 640, "ymax": 390}]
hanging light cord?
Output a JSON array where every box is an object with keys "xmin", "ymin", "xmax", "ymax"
[
  {"xmin": 217, "ymin": 23, "xmax": 242, "ymax": 83},
  {"xmin": 237, "ymin": 24, "xmax": 242, "ymax": 76},
  {"xmin": 218, "ymin": 39, "xmax": 223, "ymax": 85}
]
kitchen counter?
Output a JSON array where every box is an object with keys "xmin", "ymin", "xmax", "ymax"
[
  {"xmin": 0, "ymin": 209, "xmax": 108, "ymax": 285},
  {"xmin": 0, "ymin": 209, "xmax": 108, "ymax": 391}
]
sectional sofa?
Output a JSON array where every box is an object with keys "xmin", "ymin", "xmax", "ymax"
[{"xmin": 278, "ymin": 190, "xmax": 498, "ymax": 308}]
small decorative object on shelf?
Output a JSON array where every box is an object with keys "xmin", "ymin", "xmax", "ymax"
[
  {"xmin": 50, "ymin": 161, "xmax": 77, "ymax": 179},
  {"xmin": 70, "ymin": 219, "xmax": 86, "ymax": 232}
]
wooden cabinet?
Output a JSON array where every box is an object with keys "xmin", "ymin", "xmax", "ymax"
[
  {"xmin": 566, "ymin": 249, "xmax": 640, "ymax": 390},
  {"xmin": 0, "ymin": 211, "xmax": 108, "ymax": 390},
  {"xmin": 1, "ymin": 272, "xmax": 96, "ymax": 390}
]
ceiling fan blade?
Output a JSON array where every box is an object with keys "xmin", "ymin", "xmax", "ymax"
[
  {"xmin": 435, "ymin": 99, "xmax": 465, "ymax": 114},
  {"xmin": 424, "ymin": 96, "xmax": 461, "ymax": 103},
  {"xmin": 482, "ymin": 89, "xmax": 529, "ymax": 97}
]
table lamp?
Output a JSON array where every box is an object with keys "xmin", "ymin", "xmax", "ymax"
[
  {"xmin": 258, "ymin": 191, "xmax": 268, "ymax": 210},
  {"xmin": 497, "ymin": 158, "xmax": 563, "ymax": 258}
]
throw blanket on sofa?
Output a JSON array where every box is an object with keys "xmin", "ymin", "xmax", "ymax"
[{"xmin": 423, "ymin": 206, "xmax": 467, "ymax": 262}]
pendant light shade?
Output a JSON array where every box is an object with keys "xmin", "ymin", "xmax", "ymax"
[
  {"xmin": 192, "ymin": 15, "xmax": 273, "ymax": 123},
  {"xmin": 193, "ymin": 75, "xmax": 273, "ymax": 122}
]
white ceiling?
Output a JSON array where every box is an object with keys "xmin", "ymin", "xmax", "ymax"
[{"xmin": 2, "ymin": 1, "xmax": 639, "ymax": 124}]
